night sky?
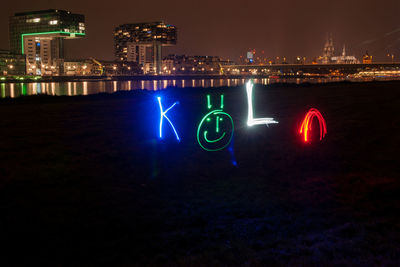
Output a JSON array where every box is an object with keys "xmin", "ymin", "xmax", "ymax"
[{"xmin": 1, "ymin": 0, "xmax": 399, "ymax": 62}]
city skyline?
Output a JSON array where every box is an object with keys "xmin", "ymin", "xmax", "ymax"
[{"xmin": 1, "ymin": 0, "xmax": 399, "ymax": 62}]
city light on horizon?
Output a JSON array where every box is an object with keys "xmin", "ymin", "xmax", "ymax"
[{"xmin": 0, "ymin": 0, "xmax": 398, "ymax": 62}]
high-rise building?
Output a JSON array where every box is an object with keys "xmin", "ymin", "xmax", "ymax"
[
  {"xmin": 114, "ymin": 22, "xmax": 176, "ymax": 74},
  {"xmin": 9, "ymin": 9, "xmax": 85, "ymax": 75}
]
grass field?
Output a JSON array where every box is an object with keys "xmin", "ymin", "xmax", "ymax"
[{"xmin": 0, "ymin": 81, "xmax": 399, "ymax": 265}]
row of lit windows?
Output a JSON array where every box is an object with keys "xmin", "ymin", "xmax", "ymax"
[
  {"xmin": 26, "ymin": 18, "xmax": 41, "ymax": 23},
  {"xmin": 25, "ymin": 18, "xmax": 59, "ymax": 25}
]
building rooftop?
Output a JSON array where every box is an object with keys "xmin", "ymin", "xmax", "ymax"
[
  {"xmin": 14, "ymin": 9, "xmax": 73, "ymax": 17},
  {"xmin": 116, "ymin": 21, "xmax": 175, "ymax": 30}
]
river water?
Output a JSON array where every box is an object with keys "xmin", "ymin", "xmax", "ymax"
[{"xmin": 0, "ymin": 77, "xmax": 348, "ymax": 98}]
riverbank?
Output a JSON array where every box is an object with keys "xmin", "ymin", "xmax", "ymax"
[{"xmin": 0, "ymin": 81, "xmax": 399, "ymax": 265}]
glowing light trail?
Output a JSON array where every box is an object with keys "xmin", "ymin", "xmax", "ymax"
[
  {"xmin": 299, "ymin": 108, "xmax": 327, "ymax": 142},
  {"xmin": 197, "ymin": 95, "xmax": 234, "ymax": 151},
  {"xmin": 204, "ymin": 131, "xmax": 226, "ymax": 143},
  {"xmin": 157, "ymin": 97, "xmax": 180, "ymax": 141},
  {"xmin": 246, "ymin": 80, "xmax": 278, "ymax": 126}
]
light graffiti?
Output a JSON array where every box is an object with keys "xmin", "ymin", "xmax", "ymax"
[
  {"xmin": 246, "ymin": 80, "xmax": 278, "ymax": 127},
  {"xmin": 154, "ymin": 87, "xmax": 329, "ymax": 153},
  {"xmin": 197, "ymin": 95, "xmax": 234, "ymax": 151},
  {"xmin": 157, "ymin": 96, "xmax": 180, "ymax": 141},
  {"xmin": 228, "ymin": 143, "xmax": 237, "ymax": 166},
  {"xmin": 299, "ymin": 108, "xmax": 327, "ymax": 142}
]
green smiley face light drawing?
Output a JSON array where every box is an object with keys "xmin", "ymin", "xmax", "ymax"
[{"xmin": 197, "ymin": 95, "xmax": 234, "ymax": 151}]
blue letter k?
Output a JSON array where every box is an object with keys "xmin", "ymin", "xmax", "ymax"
[{"xmin": 157, "ymin": 97, "xmax": 180, "ymax": 142}]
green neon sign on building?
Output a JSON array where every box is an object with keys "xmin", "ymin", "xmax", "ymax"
[{"xmin": 21, "ymin": 31, "xmax": 85, "ymax": 54}]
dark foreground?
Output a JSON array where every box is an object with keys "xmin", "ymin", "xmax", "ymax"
[{"xmin": 0, "ymin": 81, "xmax": 399, "ymax": 265}]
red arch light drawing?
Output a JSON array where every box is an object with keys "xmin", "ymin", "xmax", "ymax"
[{"xmin": 299, "ymin": 108, "xmax": 327, "ymax": 142}]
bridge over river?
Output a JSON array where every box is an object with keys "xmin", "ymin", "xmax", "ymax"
[{"xmin": 221, "ymin": 63, "xmax": 400, "ymax": 75}]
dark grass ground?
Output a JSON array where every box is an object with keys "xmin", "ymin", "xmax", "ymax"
[{"xmin": 0, "ymin": 81, "xmax": 399, "ymax": 265}]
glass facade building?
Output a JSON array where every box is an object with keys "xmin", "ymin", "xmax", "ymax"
[
  {"xmin": 114, "ymin": 22, "xmax": 176, "ymax": 74},
  {"xmin": 9, "ymin": 9, "xmax": 85, "ymax": 75}
]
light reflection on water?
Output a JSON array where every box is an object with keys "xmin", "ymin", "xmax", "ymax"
[{"xmin": 0, "ymin": 77, "xmax": 345, "ymax": 98}]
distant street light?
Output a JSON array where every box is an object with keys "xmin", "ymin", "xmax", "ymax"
[{"xmin": 387, "ymin": 54, "xmax": 394, "ymax": 63}]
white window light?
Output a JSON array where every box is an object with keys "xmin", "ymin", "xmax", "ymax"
[
  {"xmin": 49, "ymin": 20, "xmax": 58, "ymax": 25},
  {"xmin": 26, "ymin": 18, "xmax": 41, "ymax": 23}
]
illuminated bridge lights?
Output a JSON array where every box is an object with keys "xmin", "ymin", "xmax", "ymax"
[
  {"xmin": 246, "ymin": 80, "xmax": 278, "ymax": 127},
  {"xmin": 157, "ymin": 97, "xmax": 180, "ymax": 141},
  {"xmin": 299, "ymin": 108, "xmax": 327, "ymax": 142}
]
